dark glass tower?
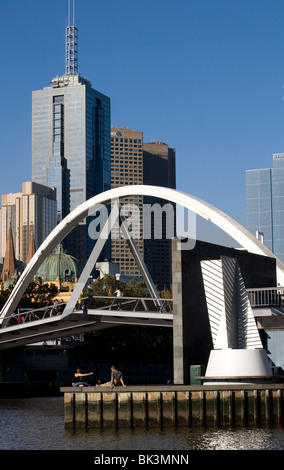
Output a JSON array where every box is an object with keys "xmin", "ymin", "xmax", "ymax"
[{"xmin": 143, "ymin": 141, "xmax": 176, "ymax": 290}]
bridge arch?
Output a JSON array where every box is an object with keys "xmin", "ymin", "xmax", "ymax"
[{"xmin": 1, "ymin": 184, "xmax": 283, "ymax": 323}]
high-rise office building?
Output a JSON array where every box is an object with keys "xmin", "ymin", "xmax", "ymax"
[
  {"xmin": 111, "ymin": 127, "xmax": 144, "ymax": 278},
  {"xmin": 246, "ymin": 153, "xmax": 284, "ymax": 263},
  {"xmin": 0, "ymin": 182, "xmax": 57, "ymax": 265},
  {"xmin": 111, "ymin": 129, "xmax": 176, "ymax": 287},
  {"xmin": 143, "ymin": 141, "xmax": 176, "ymax": 290},
  {"xmin": 143, "ymin": 141, "xmax": 176, "ymax": 189},
  {"xmin": 31, "ymin": 6, "xmax": 111, "ymax": 264}
]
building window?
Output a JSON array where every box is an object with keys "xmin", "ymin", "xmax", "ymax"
[{"xmin": 53, "ymin": 95, "xmax": 64, "ymax": 103}]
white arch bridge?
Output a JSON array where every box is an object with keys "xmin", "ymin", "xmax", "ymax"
[{"xmin": 0, "ymin": 184, "xmax": 283, "ymax": 350}]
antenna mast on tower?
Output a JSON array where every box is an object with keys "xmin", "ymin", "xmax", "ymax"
[{"xmin": 66, "ymin": 0, "xmax": 78, "ymax": 74}]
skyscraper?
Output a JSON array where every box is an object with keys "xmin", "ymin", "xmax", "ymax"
[
  {"xmin": 246, "ymin": 153, "xmax": 284, "ymax": 263},
  {"xmin": 0, "ymin": 182, "xmax": 57, "ymax": 265},
  {"xmin": 110, "ymin": 127, "xmax": 144, "ymax": 278},
  {"xmin": 32, "ymin": 3, "xmax": 111, "ymax": 264},
  {"xmin": 143, "ymin": 141, "xmax": 176, "ymax": 290},
  {"xmin": 111, "ymin": 129, "xmax": 176, "ymax": 288}
]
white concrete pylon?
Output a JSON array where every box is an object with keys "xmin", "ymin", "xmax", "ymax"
[{"xmin": 201, "ymin": 256, "xmax": 263, "ymax": 349}]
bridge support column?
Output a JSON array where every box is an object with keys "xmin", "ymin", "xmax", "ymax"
[
  {"xmin": 172, "ymin": 238, "xmax": 211, "ymax": 384},
  {"xmin": 172, "ymin": 239, "xmax": 184, "ymax": 384}
]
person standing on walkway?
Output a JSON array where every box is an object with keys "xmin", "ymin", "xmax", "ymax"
[
  {"xmin": 115, "ymin": 287, "xmax": 122, "ymax": 310},
  {"xmin": 51, "ymin": 299, "xmax": 59, "ymax": 316}
]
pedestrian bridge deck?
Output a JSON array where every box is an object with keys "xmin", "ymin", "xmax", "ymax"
[{"xmin": 0, "ymin": 296, "xmax": 173, "ymax": 350}]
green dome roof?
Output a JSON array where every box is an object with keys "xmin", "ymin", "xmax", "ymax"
[
  {"xmin": 35, "ymin": 244, "xmax": 83, "ymax": 282},
  {"xmin": 3, "ymin": 271, "xmax": 18, "ymax": 290}
]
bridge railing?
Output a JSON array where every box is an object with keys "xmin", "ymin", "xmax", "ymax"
[
  {"xmin": 3, "ymin": 295, "xmax": 173, "ymax": 328},
  {"xmin": 247, "ymin": 287, "xmax": 284, "ymax": 308},
  {"xmin": 80, "ymin": 295, "xmax": 173, "ymax": 313},
  {"xmin": 5, "ymin": 302, "xmax": 67, "ymax": 327}
]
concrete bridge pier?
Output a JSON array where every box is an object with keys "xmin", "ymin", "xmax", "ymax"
[{"xmin": 171, "ymin": 238, "xmax": 278, "ymax": 385}]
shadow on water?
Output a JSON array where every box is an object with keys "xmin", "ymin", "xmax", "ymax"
[{"xmin": 1, "ymin": 397, "xmax": 284, "ymax": 450}]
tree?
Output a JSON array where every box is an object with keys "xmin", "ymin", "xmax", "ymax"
[
  {"xmin": 0, "ymin": 289, "xmax": 11, "ymax": 310},
  {"xmin": 17, "ymin": 278, "xmax": 58, "ymax": 309},
  {"xmin": 81, "ymin": 274, "xmax": 171, "ymax": 299},
  {"xmin": 120, "ymin": 279, "xmax": 149, "ymax": 298},
  {"xmin": 85, "ymin": 274, "xmax": 118, "ymax": 297}
]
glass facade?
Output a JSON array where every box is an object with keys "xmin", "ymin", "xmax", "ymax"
[
  {"xmin": 246, "ymin": 154, "xmax": 284, "ymax": 263},
  {"xmin": 32, "ymin": 73, "xmax": 111, "ymax": 264}
]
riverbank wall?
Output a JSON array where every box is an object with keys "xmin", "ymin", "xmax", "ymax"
[{"xmin": 60, "ymin": 383, "xmax": 284, "ymax": 429}]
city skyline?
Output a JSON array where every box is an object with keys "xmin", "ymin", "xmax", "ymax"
[{"xmin": 2, "ymin": 0, "xmax": 284, "ymax": 247}]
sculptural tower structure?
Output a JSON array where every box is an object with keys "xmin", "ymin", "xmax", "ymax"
[{"xmin": 201, "ymin": 256, "xmax": 272, "ymax": 383}]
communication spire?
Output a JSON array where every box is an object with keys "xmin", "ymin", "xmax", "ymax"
[{"xmin": 66, "ymin": 0, "xmax": 78, "ymax": 74}]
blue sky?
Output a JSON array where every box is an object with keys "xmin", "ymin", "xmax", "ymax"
[{"xmin": 1, "ymin": 0, "xmax": 284, "ymax": 245}]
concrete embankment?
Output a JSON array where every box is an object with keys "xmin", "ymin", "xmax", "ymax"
[{"xmin": 61, "ymin": 383, "xmax": 284, "ymax": 429}]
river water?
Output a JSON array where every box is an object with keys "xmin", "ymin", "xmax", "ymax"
[{"xmin": 1, "ymin": 396, "xmax": 284, "ymax": 452}]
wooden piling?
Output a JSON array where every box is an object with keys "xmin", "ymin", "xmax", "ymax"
[{"xmin": 61, "ymin": 384, "xmax": 284, "ymax": 429}]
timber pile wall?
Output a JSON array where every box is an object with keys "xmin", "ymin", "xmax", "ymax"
[{"xmin": 61, "ymin": 384, "xmax": 284, "ymax": 429}]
